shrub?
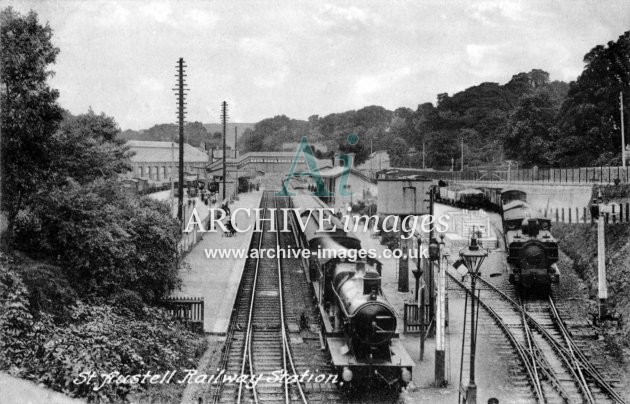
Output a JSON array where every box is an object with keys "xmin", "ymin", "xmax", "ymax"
[
  {"xmin": 0, "ymin": 255, "xmax": 206, "ymax": 402},
  {"xmin": 18, "ymin": 180, "xmax": 182, "ymax": 304},
  {"xmin": 20, "ymin": 263, "xmax": 77, "ymax": 320}
]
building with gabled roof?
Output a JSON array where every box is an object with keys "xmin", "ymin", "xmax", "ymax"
[
  {"xmin": 124, "ymin": 140, "xmax": 209, "ymax": 184},
  {"xmin": 317, "ymin": 165, "xmax": 377, "ymax": 209}
]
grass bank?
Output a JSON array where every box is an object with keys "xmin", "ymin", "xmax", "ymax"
[{"xmin": 551, "ymin": 222, "xmax": 630, "ymax": 360}]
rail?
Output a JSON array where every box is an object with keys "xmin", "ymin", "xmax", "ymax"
[
  {"xmin": 236, "ymin": 198, "xmax": 266, "ymax": 404},
  {"xmin": 548, "ymin": 297, "xmax": 626, "ymax": 404},
  {"xmin": 211, "ymin": 192, "xmax": 266, "ymax": 404},
  {"xmin": 448, "ymin": 269, "xmax": 626, "ymax": 404},
  {"xmin": 476, "ymin": 274, "xmax": 624, "ymax": 403},
  {"xmin": 447, "ymin": 273, "xmax": 543, "ymax": 403},
  {"xmin": 274, "ymin": 198, "xmax": 308, "ymax": 404},
  {"xmin": 232, "ymin": 193, "xmax": 308, "ymax": 404}
]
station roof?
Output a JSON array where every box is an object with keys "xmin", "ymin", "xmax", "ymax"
[
  {"xmin": 127, "ymin": 140, "xmax": 208, "ymax": 163},
  {"xmin": 318, "ymin": 166, "xmax": 374, "ymax": 183}
]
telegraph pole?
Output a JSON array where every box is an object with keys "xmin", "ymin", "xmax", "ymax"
[
  {"xmin": 621, "ymin": 92, "xmax": 626, "ymax": 167},
  {"xmin": 175, "ymin": 58, "xmax": 187, "ymax": 221},
  {"xmin": 221, "ymin": 101, "xmax": 228, "ymax": 201},
  {"xmin": 461, "ymin": 138, "xmax": 464, "ymax": 171},
  {"xmin": 234, "ymin": 126, "xmax": 239, "ymax": 198},
  {"xmin": 398, "ymin": 228, "xmax": 409, "ymax": 292},
  {"xmin": 422, "ymin": 141, "xmax": 426, "ymax": 170}
]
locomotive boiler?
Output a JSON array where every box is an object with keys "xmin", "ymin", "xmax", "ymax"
[
  {"xmin": 332, "ymin": 261, "xmax": 397, "ymax": 357},
  {"xmin": 288, "ymin": 192, "xmax": 414, "ymax": 389}
]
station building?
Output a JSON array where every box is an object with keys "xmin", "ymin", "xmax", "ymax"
[
  {"xmin": 205, "ymin": 151, "xmax": 333, "ymax": 189},
  {"xmin": 319, "ymin": 166, "xmax": 377, "ymax": 210},
  {"xmin": 124, "ymin": 140, "xmax": 209, "ymax": 185}
]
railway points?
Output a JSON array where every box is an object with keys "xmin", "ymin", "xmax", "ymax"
[{"xmin": 443, "ymin": 243, "xmax": 626, "ymax": 404}]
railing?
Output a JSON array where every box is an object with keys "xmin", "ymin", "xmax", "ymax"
[
  {"xmin": 419, "ymin": 166, "xmax": 630, "ymax": 184},
  {"xmin": 545, "ymin": 203, "xmax": 630, "ymax": 224},
  {"xmin": 163, "ymin": 296, "xmax": 204, "ymax": 328},
  {"xmin": 403, "ymin": 302, "xmax": 425, "ymax": 333}
]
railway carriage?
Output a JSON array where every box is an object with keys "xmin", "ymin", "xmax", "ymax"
[
  {"xmin": 455, "ymin": 188, "xmax": 485, "ymax": 209},
  {"xmin": 289, "ymin": 192, "xmax": 414, "ymax": 389}
]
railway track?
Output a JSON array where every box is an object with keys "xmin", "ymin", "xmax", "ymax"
[
  {"xmin": 447, "ymin": 268, "xmax": 625, "ymax": 404},
  {"xmin": 210, "ymin": 192, "xmax": 342, "ymax": 404}
]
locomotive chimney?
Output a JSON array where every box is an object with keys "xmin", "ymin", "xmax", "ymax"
[
  {"xmin": 522, "ymin": 218, "xmax": 539, "ymax": 237},
  {"xmin": 363, "ymin": 271, "xmax": 381, "ymax": 296},
  {"xmin": 527, "ymin": 218, "xmax": 539, "ymax": 237}
]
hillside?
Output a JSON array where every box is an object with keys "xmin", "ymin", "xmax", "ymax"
[{"xmin": 120, "ymin": 122, "xmax": 255, "ymax": 149}]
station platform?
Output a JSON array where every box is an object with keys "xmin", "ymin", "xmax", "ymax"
[{"xmin": 173, "ymin": 191, "xmax": 263, "ymax": 334}]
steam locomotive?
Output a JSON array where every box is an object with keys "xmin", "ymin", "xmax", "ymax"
[
  {"xmin": 288, "ymin": 193, "xmax": 414, "ymax": 389},
  {"xmin": 499, "ymin": 189, "xmax": 560, "ymax": 289},
  {"xmin": 438, "ymin": 183, "xmax": 560, "ymax": 291}
]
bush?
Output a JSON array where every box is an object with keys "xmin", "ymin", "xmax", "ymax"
[
  {"xmin": 16, "ymin": 180, "xmax": 182, "ymax": 304},
  {"xmin": 0, "ymin": 254, "xmax": 206, "ymax": 403},
  {"xmin": 20, "ymin": 263, "xmax": 77, "ymax": 320}
]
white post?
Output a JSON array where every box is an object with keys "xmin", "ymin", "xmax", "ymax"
[
  {"xmin": 597, "ymin": 213, "xmax": 608, "ymax": 317},
  {"xmin": 434, "ymin": 253, "xmax": 446, "ymax": 385}
]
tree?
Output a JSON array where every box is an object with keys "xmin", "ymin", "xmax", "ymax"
[
  {"xmin": 16, "ymin": 180, "xmax": 182, "ymax": 303},
  {"xmin": 52, "ymin": 110, "xmax": 132, "ymax": 185},
  {"xmin": 505, "ymin": 90, "xmax": 558, "ymax": 166},
  {"xmin": 386, "ymin": 137, "xmax": 410, "ymax": 167},
  {"xmin": 1, "ymin": 7, "xmax": 64, "ymax": 240},
  {"xmin": 556, "ymin": 31, "xmax": 630, "ymax": 166}
]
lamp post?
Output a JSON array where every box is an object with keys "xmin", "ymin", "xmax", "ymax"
[{"xmin": 459, "ymin": 234, "xmax": 488, "ymax": 404}]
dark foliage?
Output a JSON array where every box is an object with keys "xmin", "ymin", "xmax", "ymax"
[
  {"xmin": 1, "ymin": 8, "xmax": 64, "ymax": 238},
  {"xmin": 556, "ymin": 31, "xmax": 630, "ymax": 167},
  {"xmin": 0, "ymin": 253, "xmax": 206, "ymax": 403},
  {"xmin": 15, "ymin": 180, "xmax": 182, "ymax": 304}
]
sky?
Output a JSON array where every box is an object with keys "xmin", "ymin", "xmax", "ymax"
[{"xmin": 7, "ymin": 0, "xmax": 630, "ymax": 130}]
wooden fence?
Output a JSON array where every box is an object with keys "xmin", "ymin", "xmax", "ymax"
[
  {"xmin": 163, "ymin": 296, "xmax": 204, "ymax": 329},
  {"xmin": 403, "ymin": 302, "xmax": 426, "ymax": 333},
  {"xmin": 543, "ymin": 203, "xmax": 630, "ymax": 224}
]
